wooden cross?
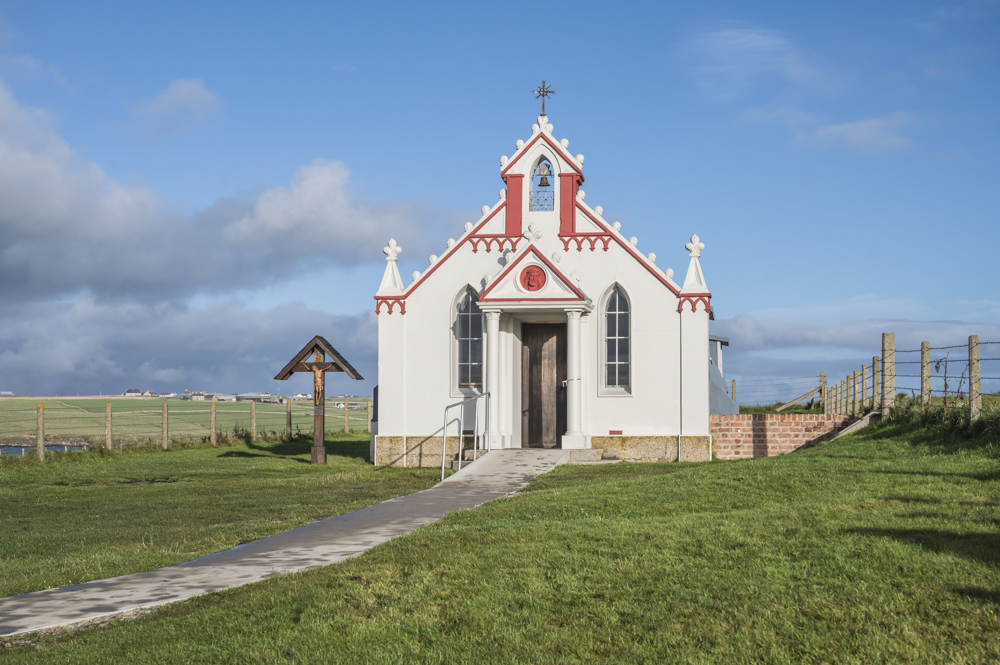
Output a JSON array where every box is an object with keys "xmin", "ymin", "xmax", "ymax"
[
  {"xmin": 275, "ymin": 336, "xmax": 363, "ymax": 464},
  {"xmin": 533, "ymin": 80, "xmax": 555, "ymax": 115}
]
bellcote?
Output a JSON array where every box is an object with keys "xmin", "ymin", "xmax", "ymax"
[{"xmin": 498, "ymin": 114, "xmax": 585, "ymax": 238}]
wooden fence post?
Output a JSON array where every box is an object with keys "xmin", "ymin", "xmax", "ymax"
[
  {"xmin": 344, "ymin": 400, "xmax": 350, "ymax": 434},
  {"xmin": 211, "ymin": 402, "xmax": 217, "ymax": 446},
  {"xmin": 732, "ymin": 379, "xmax": 737, "ymax": 404},
  {"xmin": 820, "ymin": 373, "xmax": 827, "ymax": 413},
  {"xmin": 882, "ymin": 333, "xmax": 895, "ymax": 417},
  {"xmin": 250, "ymin": 401, "xmax": 257, "ymax": 442},
  {"xmin": 921, "ymin": 341, "xmax": 931, "ymax": 415},
  {"xmin": 969, "ymin": 335, "xmax": 981, "ymax": 425},
  {"xmin": 367, "ymin": 400, "xmax": 373, "ymax": 432},
  {"xmin": 105, "ymin": 403, "xmax": 113, "ymax": 452},
  {"xmin": 852, "ymin": 371, "xmax": 859, "ymax": 416},
  {"xmin": 873, "ymin": 357, "xmax": 881, "ymax": 413},
  {"xmin": 286, "ymin": 399, "xmax": 292, "ymax": 438},
  {"xmin": 861, "ymin": 365, "xmax": 868, "ymax": 413},
  {"xmin": 161, "ymin": 403, "xmax": 169, "ymax": 450},
  {"xmin": 36, "ymin": 404, "xmax": 45, "ymax": 463}
]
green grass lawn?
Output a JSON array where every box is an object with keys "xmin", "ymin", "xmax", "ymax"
[
  {"xmin": 0, "ymin": 434, "xmax": 439, "ymax": 600},
  {"xmin": 0, "ymin": 397, "xmax": 371, "ymax": 443},
  {"xmin": 5, "ymin": 419, "xmax": 1000, "ymax": 663}
]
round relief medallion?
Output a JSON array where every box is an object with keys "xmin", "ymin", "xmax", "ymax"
[{"xmin": 520, "ymin": 265, "xmax": 546, "ymax": 292}]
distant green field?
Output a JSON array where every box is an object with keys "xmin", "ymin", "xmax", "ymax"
[{"xmin": 0, "ymin": 397, "xmax": 372, "ymax": 445}]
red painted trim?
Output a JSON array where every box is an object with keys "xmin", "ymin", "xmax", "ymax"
[
  {"xmin": 574, "ymin": 204, "xmax": 687, "ymax": 298},
  {"xmin": 505, "ymin": 174, "xmax": 523, "ymax": 237},
  {"xmin": 479, "ymin": 245, "xmax": 586, "ymax": 302},
  {"xmin": 500, "ymin": 132, "xmax": 584, "ymax": 178},
  {"xmin": 480, "ymin": 297, "xmax": 585, "ymax": 303},
  {"xmin": 403, "ymin": 200, "xmax": 508, "ymax": 297},
  {"xmin": 609, "ymin": 430, "xmax": 622, "ymax": 435},
  {"xmin": 374, "ymin": 297, "xmax": 406, "ymax": 315},
  {"xmin": 678, "ymin": 295, "xmax": 711, "ymax": 313},
  {"xmin": 470, "ymin": 236, "xmax": 520, "ymax": 253},
  {"xmin": 560, "ymin": 234, "xmax": 613, "ymax": 252},
  {"xmin": 559, "ymin": 173, "xmax": 581, "ymax": 235}
]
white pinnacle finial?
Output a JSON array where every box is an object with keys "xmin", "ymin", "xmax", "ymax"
[
  {"xmin": 383, "ymin": 238, "xmax": 401, "ymax": 262},
  {"xmin": 685, "ymin": 234, "xmax": 704, "ymax": 258},
  {"xmin": 682, "ymin": 234, "xmax": 708, "ymax": 293},
  {"xmin": 377, "ymin": 239, "xmax": 405, "ymax": 296}
]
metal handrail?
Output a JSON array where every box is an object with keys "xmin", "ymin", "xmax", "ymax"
[{"xmin": 441, "ymin": 392, "xmax": 490, "ymax": 482}]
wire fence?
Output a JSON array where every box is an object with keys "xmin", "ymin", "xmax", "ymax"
[
  {"xmin": 731, "ymin": 334, "xmax": 999, "ymax": 424},
  {"xmin": 0, "ymin": 398, "xmax": 373, "ymax": 457}
]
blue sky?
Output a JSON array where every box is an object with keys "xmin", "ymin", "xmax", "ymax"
[{"xmin": 0, "ymin": 0, "xmax": 997, "ymax": 400}]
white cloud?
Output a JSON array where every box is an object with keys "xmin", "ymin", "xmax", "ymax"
[
  {"xmin": 221, "ymin": 159, "xmax": 430, "ymax": 266},
  {"xmin": 744, "ymin": 106, "xmax": 918, "ymax": 154},
  {"xmin": 0, "ymin": 82, "xmax": 436, "ymax": 305},
  {"xmin": 800, "ymin": 113, "xmax": 917, "ymax": 154},
  {"xmin": 135, "ymin": 78, "xmax": 221, "ymax": 136},
  {"xmin": 0, "ymin": 298, "xmax": 378, "ymax": 396},
  {"xmin": 683, "ymin": 26, "xmax": 828, "ymax": 98}
]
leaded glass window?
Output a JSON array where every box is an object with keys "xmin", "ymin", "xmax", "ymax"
[
  {"xmin": 605, "ymin": 289, "xmax": 630, "ymax": 389},
  {"xmin": 457, "ymin": 292, "xmax": 483, "ymax": 388}
]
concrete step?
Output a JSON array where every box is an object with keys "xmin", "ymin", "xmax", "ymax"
[
  {"xmin": 573, "ymin": 459, "xmax": 622, "ymax": 466},
  {"xmin": 568, "ymin": 449, "xmax": 605, "ymax": 463},
  {"xmin": 444, "ymin": 452, "xmax": 490, "ymax": 470},
  {"xmin": 460, "ymin": 449, "xmax": 490, "ymax": 462}
]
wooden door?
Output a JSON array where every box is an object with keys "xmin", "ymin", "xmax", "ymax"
[{"xmin": 521, "ymin": 323, "xmax": 567, "ymax": 447}]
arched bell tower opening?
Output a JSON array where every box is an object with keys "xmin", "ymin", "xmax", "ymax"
[{"xmin": 530, "ymin": 157, "xmax": 555, "ymax": 211}]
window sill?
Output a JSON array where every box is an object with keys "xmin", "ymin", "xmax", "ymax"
[{"xmin": 598, "ymin": 388, "xmax": 632, "ymax": 398}]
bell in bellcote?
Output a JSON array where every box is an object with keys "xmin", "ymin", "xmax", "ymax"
[{"xmin": 534, "ymin": 161, "xmax": 552, "ymax": 188}]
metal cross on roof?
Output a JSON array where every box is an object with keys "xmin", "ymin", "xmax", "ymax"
[{"xmin": 533, "ymin": 80, "xmax": 555, "ymax": 115}]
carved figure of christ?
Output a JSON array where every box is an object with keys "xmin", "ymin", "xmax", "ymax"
[{"xmin": 293, "ymin": 349, "xmax": 336, "ymax": 448}]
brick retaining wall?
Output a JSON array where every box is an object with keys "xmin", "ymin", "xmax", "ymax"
[{"xmin": 710, "ymin": 414, "xmax": 856, "ymax": 460}]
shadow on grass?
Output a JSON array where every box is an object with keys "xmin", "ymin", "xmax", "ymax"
[
  {"xmin": 848, "ymin": 527, "xmax": 1000, "ymax": 566},
  {"xmin": 233, "ymin": 435, "xmax": 371, "ymax": 462},
  {"xmin": 217, "ymin": 451, "xmax": 310, "ymax": 464},
  {"xmin": 870, "ymin": 469, "xmax": 1000, "ymax": 483},
  {"xmin": 856, "ymin": 415, "xmax": 1000, "ymax": 458},
  {"xmin": 954, "ymin": 586, "xmax": 1000, "ymax": 605}
]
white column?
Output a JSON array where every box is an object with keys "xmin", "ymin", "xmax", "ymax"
[
  {"xmin": 566, "ymin": 310, "xmax": 582, "ymax": 435},
  {"xmin": 485, "ymin": 311, "xmax": 501, "ymax": 444}
]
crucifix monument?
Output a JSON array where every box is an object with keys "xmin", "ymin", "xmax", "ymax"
[{"xmin": 274, "ymin": 335, "xmax": 363, "ymax": 464}]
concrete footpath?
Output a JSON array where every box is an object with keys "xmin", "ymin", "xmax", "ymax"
[{"xmin": 0, "ymin": 449, "xmax": 569, "ymax": 637}]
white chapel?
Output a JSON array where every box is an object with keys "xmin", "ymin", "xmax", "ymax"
[{"xmin": 371, "ymin": 108, "xmax": 735, "ymax": 467}]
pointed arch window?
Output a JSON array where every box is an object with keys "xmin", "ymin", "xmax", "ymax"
[
  {"xmin": 605, "ymin": 288, "xmax": 630, "ymax": 391},
  {"xmin": 456, "ymin": 291, "xmax": 483, "ymax": 389},
  {"xmin": 530, "ymin": 158, "xmax": 554, "ymax": 211}
]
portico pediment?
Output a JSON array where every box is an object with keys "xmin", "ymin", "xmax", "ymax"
[{"xmin": 479, "ymin": 244, "xmax": 588, "ymax": 306}]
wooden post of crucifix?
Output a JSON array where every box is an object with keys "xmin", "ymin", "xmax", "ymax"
[{"xmin": 274, "ymin": 336, "xmax": 364, "ymax": 464}]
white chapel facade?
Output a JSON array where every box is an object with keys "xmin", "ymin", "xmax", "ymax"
[{"xmin": 371, "ymin": 111, "xmax": 726, "ymax": 466}]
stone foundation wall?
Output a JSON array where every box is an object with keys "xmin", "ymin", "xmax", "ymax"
[
  {"xmin": 590, "ymin": 436, "xmax": 678, "ymax": 463},
  {"xmin": 710, "ymin": 414, "xmax": 855, "ymax": 460},
  {"xmin": 588, "ymin": 436, "xmax": 713, "ymax": 463},
  {"xmin": 373, "ymin": 435, "xmax": 478, "ymax": 468}
]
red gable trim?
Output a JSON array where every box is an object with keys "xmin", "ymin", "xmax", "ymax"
[
  {"xmin": 400, "ymin": 200, "xmax": 508, "ymax": 299},
  {"xmin": 479, "ymin": 244, "xmax": 586, "ymax": 302},
  {"xmin": 501, "ymin": 132, "xmax": 584, "ymax": 178},
  {"xmin": 374, "ymin": 297, "xmax": 406, "ymax": 315},
  {"xmin": 573, "ymin": 204, "xmax": 689, "ymax": 298},
  {"xmin": 678, "ymin": 294, "xmax": 712, "ymax": 313}
]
